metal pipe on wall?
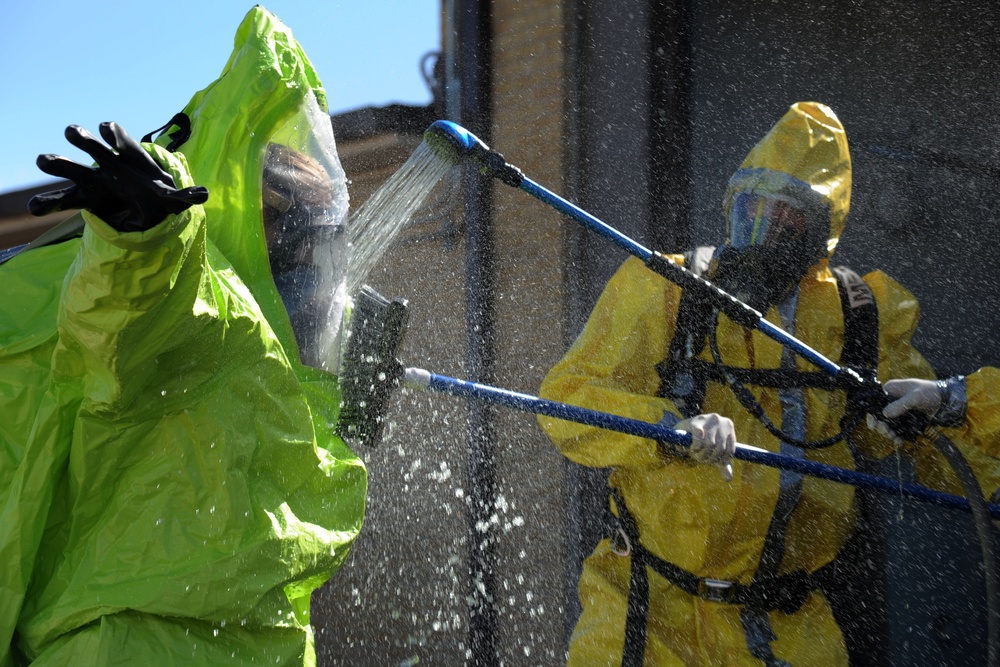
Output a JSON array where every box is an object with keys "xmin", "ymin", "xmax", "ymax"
[{"xmin": 447, "ymin": 0, "xmax": 499, "ymax": 663}]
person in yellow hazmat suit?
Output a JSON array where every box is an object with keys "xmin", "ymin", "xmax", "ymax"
[
  {"xmin": 0, "ymin": 8, "xmax": 365, "ymax": 666},
  {"xmin": 537, "ymin": 101, "xmax": 1000, "ymax": 666}
]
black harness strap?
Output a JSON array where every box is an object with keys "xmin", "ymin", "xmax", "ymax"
[
  {"xmin": 141, "ymin": 112, "xmax": 193, "ymax": 152},
  {"xmin": 620, "ymin": 494, "xmax": 651, "ymax": 667},
  {"xmin": 831, "ymin": 265, "xmax": 879, "ymax": 372},
  {"xmin": 657, "ymin": 261, "xmax": 879, "ymax": 409},
  {"xmin": 657, "ymin": 247, "xmax": 717, "ymax": 418},
  {"xmin": 619, "ymin": 263, "xmax": 880, "ymax": 666},
  {"xmin": 826, "ymin": 266, "xmax": 885, "ymax": 664},
  {"xmin": 614, "ymin": 489, "xmax": 827, "ymax": 667}
]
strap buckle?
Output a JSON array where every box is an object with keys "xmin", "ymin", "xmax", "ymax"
[
  {"xmin": 698, "ymin": 578, "xmax": 736, "ymax": 603},
  {"xmin": 611, "ymin": 526, "xmax": 632, "ymax": 557}
]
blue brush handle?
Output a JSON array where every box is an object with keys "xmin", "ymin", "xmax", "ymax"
[
  {"xmin": 406, "ymin": 368, "xmax": 1000, "ymax": 520},
  {"xmin": 517, "ymin": 175, "xmax": 931, "ymax": 440},
  {"xmin": 428, "ymin": 119, "xmax": 852, "ymax": 384},
  {"xmin": 519, "ymin": 177, "xmax": 844, "ymax": 376}
]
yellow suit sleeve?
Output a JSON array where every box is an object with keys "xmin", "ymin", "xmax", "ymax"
[
  {"xmin": 865, "ymin": 272, "xmax": 1000, "ymax": 496},
  {"xmin": 538, "ymin": 257, "xmax": 686, "ymax": 469},
  {"xmin": 959, "ymin": 367, "xmax": 1000, "ymax": 460}
]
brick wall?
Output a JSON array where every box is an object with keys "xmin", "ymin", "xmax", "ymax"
[{"xmin": 489, "ymin": 2, "xmax": 573, "ymax": 665}]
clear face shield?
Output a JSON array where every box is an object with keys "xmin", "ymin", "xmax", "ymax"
[
  {"xmin": 262, "ymin": 95, "xmax": 350, "ymax": 373},
  {"xmin": 727, "ymin": 192, "xmax": 808, "ymax": 251},
  {"xmin": 710, "ymin": 189, "xmax": 823, "ymax": 312}
]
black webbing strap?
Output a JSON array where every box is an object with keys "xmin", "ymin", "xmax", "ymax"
[
  {"xmin": 831, "ymin": 265, "xmax": 879, "ymax": 371},
  {"xmin": 141, "ymin": 112, "xmax": 192, "ymax": 152},
  {"xmin": 623, "ymin": 540, "xmax": 651, "ymax": 667},
  {"xmin": 613, "ymin": 489, "xmax": 823, "ymax": 666},
  {"xmin": 616, "ymin": 488, "xmax": 651, "ymax": 667}
]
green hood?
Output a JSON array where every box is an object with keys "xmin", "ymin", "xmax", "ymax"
[{"xmin": 158, "ymin": 6, "xmax": 349, "ymax": 367}]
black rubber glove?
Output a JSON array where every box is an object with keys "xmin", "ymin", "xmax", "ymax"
[{"xmin": 28, "ymin": 122, "xmax": 208, "ymax": 233}]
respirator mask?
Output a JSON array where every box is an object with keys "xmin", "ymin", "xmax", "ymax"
[{"xmin": 709, "ymin": 190, "xmax": 823, "ymax": 313}]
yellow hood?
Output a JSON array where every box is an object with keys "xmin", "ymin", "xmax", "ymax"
[{"xmin": 723, "ymin": 102, "xmax": 852, "ymax": 257}]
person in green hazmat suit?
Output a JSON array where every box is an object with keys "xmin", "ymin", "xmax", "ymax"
[
  {"xmin": 0, "ymin": 8, "xmax": 365, "ymax": 665},
  {"xmin": 537, "ymin": 101, "xmax": 1000, "ymax": 666}
]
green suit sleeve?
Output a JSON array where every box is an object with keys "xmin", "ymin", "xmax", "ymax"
[{"xmin": 61, "ymin": 160, "xmax": 206, "ymax": 413}]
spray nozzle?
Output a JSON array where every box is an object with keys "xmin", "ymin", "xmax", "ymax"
[{"xmin": 423, "ymin": 120, "xmax": 523, "ymax": 187}]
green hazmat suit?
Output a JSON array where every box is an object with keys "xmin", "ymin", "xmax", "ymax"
[{"xmin": 0, "ymin": 7, "xmax": 366, "ymax": 665}]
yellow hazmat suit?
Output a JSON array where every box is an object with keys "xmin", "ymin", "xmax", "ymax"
[
  {"xmin": 962, "ymin": 369, "xmax": 1000, "ymax": 453},
  {"xmin": 538, "ymin": 102, "xmax": 994, "ymax": 665}
]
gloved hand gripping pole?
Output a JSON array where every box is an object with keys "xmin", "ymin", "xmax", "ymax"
[{"xmin": 337, "ymin": 286, "xmax": 1000, "ymax": 520}]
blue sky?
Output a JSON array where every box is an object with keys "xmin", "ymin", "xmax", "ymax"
[{"xmin": 0, "ymin": 1, "xmax": 440, "ymax": 194}]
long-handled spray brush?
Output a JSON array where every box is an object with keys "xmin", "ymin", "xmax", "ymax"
[
  {"xmin": 336, "ymin": 285, "xmax": 1000, "ymax": 520},
  {"xmin": 337, "ymin": 285, "xmax": 409, "ymax": 449},
  {"xmin": 421, "ymin": 122, "xmax": 921, "ymax": 435}
]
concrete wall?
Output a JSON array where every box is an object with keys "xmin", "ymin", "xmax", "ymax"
[
  {"xmin": 490, "ymin": 2, "xmax": 572, "ymax": 663},
  {"xmin": 681, "ymin": 1, "xmax": 1000, "ymax": 377}
]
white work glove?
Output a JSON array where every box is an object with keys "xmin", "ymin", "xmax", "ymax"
[
  {"xmin": 868, "ymin": 377, "xmax": 967, "ymax": 443},
  {"xmin": 882, "ymin": 378, "xmax": 943, "ymax": 420},
  {"xmin": 674, "ymin": 413, "xmax": 736, "ymax": 482}
]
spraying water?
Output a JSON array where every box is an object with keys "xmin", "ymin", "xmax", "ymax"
[{"xmin": 347, "ymin": 141, "xmax": 458, "ymax": 296}]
